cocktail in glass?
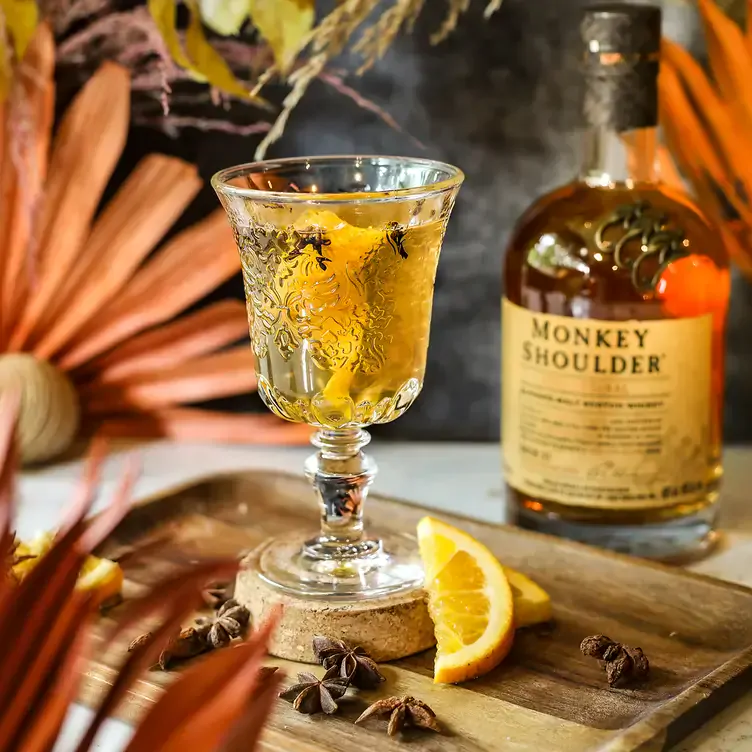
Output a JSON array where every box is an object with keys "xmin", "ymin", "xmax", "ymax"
[{"xmin": 213, "ymin": 155, "xmax": 463, "ymax": 599}]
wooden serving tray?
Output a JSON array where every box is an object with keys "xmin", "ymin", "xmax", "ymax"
[{"xmin": 83, "ymin": 470, "xmax": 752, "ymax": 752}]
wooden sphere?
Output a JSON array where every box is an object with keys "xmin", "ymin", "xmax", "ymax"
[{"xmin": 0, "ymin": 354, "xmax": 80, "ymax": 464}]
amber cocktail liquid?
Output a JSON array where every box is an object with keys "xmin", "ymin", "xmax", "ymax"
[
  {"xmin": 236, "ymin": 208, "xmax": 445, "ymax": 429},
  {"xmin": 214, "ymin": 156, "xmax": 462, "ymax": 599}
]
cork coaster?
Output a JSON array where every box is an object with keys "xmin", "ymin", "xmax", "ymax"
[{"xmin": 235, "ymin": 542, "xmax": 436, "ymax": 663}]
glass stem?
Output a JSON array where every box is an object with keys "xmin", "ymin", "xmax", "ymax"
[{"xmin": 304, "ymin": 428, "xmax": 377, "ymax": 552}]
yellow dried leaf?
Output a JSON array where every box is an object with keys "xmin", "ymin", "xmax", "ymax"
[
  {"xmin": 0, "ymin": 0, "xmax": 38, "ymax": 60},
  {"xmin": 147, "ymin": 0, "xmax": 201, "ymax": 76},
  {"xmin": 248, "ymin": 0, "xmax": 315, "ymax": 73},
  {"xmin": 0, "ymin": 30, "xmax": 10, "ymax": 100},
  {"xmin": 199, "ymin": 0, "xmax": 249, "ymax": 36},
  {"xmin": 184, "ymin": 1, "xmax": 257, "ymax": 98}
]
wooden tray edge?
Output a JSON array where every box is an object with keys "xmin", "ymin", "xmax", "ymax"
[{"xmin": 601, "ymin": 650, "xmax": 752, "ymax": 751}]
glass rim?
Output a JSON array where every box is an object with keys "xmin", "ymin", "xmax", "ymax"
[{"xmin": 211, "ymin": 154, "xmax": 464, "ymax": 203}]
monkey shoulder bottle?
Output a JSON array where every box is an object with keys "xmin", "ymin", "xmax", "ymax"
[{"xmin": 501, "ymin": 3, "xmax": 729, "ymax": 560}]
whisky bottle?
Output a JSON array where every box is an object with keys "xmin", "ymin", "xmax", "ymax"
[{"xmin": 501, "ymin": 3, "xmax": 730, "ymax": 561}]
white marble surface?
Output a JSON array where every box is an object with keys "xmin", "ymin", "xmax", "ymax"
[{"xmin": 18, "ymin": 441, "xmax": 752, "ymax": 751}]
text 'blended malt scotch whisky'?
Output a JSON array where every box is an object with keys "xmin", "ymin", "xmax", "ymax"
[{"xmin": 502, "ymin": 3, "xmax": 730, "ymax": 560}]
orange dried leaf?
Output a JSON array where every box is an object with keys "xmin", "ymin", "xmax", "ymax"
[
  {"xmin": 83, "ymin": 346, "xmax": 257, "ymax": 413},
  {"xmin": 103, "ymin": 560, "xmax": 239, "ymax": 644},
  {"xmin": 0, "ymin": 393, "xmax": 279, "ymax": 751},
  {"xmin": 76, "ymin": 568, "xmax": 236, "ymax": 752},
  {"xmin": 0, "ymin": 391, "xmax": 21, "ymax": 543},
  {"xmin": 661, "ymin": 37, "xmax": 752, "ymax": 205},
  {"xmin": 9, "ymin": 618, "xmax": 89, "ymax": 752},
  {"xmin": 658, "ymin": 60, "xmax": 752, "ymax": 228},
  {"xmin": 0, "ymin": 592, "xmax": 91, "ymax": 749},
  {"xmin": 697, "ymin": 0, "xmax": 752, "ymax": 132},
  {"xmin": 0, "ymin": 24, "xmax": 54, "ymax": 342},
  {"xmin": 659, "ymin": 60, "xmax": 730, "ymax": 187},
  {"xmin": 660, "ymin": 113, "xmax": 729, "ymax": 229},
  {"xmin": 87, "ymin": 300, "xmax": 248, "ymax": 384},
  {"xmin": 97, "ymin": 408, "xmax": 311, "ymax": 444},
  {"xmin": 7, "ymin": 62, "xmax": 130, "ymax": 351},
  {"xmin": 59, "ymin": 211, "xmax": 239, "ymax": 370},
  {"xmin": 219, "ymin": 671, "xmax": 284, "ymax": 752},
  {"xmin": 124, "ymin": 609, "xmax": 280, "ymax": 752},
  {"xmin": 720, "ymin": 223, "xmax": 752, "ymax": 279},
  {"xmin": 78, "ymin": 456, "xmax": 138, "ymax": 552},
  {"xmin": 34, "ymin": 155, "xmax": 201, "ymax": 359}
]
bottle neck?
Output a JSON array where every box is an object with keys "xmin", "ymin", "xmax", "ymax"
[{"xmin": 580, "ymin": 125, "xmax": 657, "ymax": 188}]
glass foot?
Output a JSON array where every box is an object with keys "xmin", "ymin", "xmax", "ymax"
[{"xmin": 255, "ymin": 531, "xmax": 424, "ymax": 600}]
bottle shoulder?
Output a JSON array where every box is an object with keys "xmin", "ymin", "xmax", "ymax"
[
  {"xmin": 503, "ymin": 181, "xmax": 730, "ymax": 317},
  {"xmin": 507, "ymin": 182, "xmax": 725, "ymax": 260}
]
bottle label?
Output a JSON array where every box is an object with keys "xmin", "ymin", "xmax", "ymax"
[{"xmin": 501, "ymin": 298, "xmax": 714, "ymax": 509}]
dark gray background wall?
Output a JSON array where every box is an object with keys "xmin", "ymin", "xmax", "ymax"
[{"xmin": 104, "ymin": 0, "xmax": 752, "ymax": 441}]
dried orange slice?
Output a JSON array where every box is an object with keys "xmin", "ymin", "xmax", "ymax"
[{"xmin": 417, "ymin": 517, "xmax": 515, "ymax": 684}]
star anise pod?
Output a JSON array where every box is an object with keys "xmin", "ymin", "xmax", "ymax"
[
  {"xmin": 355, "ymin": 695, "xmax": 441, "ymax": 736},
  {"xmin": 130, "ymin": 627, "xmax": 210, "ymax": 670},
  {"xmin": 312, "ymin": 636, "xmax": 385, "ymax": 689},
  {"xmin": 160, "ymin": 627, "xmax": 211, "ymax": 669},
  {"xmin": 196, "ymin": 598, "xmax": 250, "ymax": 648},
  {"xmin": 278, "ymin": 666, "xmax": 350, "ymax": 714},
  {"xmin": 580, "ymin": 634, "xmax": 650, "ymax": 687}
]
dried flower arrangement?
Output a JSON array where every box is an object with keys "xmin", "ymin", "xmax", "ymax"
[
  {"xmin": 0, "ymin": 1, "xmax": 502, "ymax": 463},
  {"xmin": 2, "ymin": 0, "xmax": 502, "ymax": 156},
  {"xmin": 0, "ymin": 389, "xmax": 282, "ymax": 750},
  {"xmin": 660, "ymin": 0, "xmax": 752, "ymax": 279},
  {"xmin": 0, "ymin": 24, "xmax": 310, "ymax": 464}
]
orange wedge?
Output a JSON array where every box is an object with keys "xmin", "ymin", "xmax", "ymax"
[
  {"xmin": 417, "ymin": 517, "xmax": 515, "ymax": 684},
  {"xmin": 504, "ymin": 567, "xmax": 553, "ymax": 628},
  {"xmin": 77, "ymin": 555, "xmax": 124, "ymax": 605},
  {"xmin": 13, "ymin": 531, "xmax": 123, "ymax": 605}
]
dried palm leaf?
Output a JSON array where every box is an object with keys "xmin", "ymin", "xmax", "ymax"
[
  {"xmin": 0, "ymin": 25, "xmax": 310, "ymax": 464},
  {"xmin": 660, "ymin": 0, "xmax": 752, "ymax": 279},
  {"xmin": 0, "ymin": 390, "xmax": 282, "ymax": 751}
]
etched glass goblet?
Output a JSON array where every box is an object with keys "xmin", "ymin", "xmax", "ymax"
[{"xmin": 213, "ymin": 155, "xmax": 463, "ymax": 599}]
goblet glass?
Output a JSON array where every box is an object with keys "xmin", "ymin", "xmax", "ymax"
[{"xmin": 213, "ymin": 155, "xmax": 463, "ymax": 599}]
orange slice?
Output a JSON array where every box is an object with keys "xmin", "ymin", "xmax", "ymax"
[
  {"xmin": 77, "ymin": 555, "xmax": 124, "ymax": 605},
  {"xmin": 13, "ymin": 531, "xmax": 123, "ymax": 605},
  {"xmin": 503, "ymin": 567, "xmax": 552, "ymax": 628},
  {"xmin": 417, "ymin": 517, "xmax": 515, "ymax": 684},
  {"xmin": 12, "ymin": 531, "xmax": 55, "ymax": 580}
]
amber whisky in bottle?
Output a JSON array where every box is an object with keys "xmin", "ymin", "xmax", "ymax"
[{"xmin": 502, "ymin": 3, "xmax": 730, "ymax": 560}]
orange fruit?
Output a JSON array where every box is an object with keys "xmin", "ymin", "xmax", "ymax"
[
  {"xmin": 76, "ymin": 555, "xmax": 124, "ymax": 606},
  {"xmin": 417, "ymin": 517, "xmax": 515, "ymax": 684},
  {"xmin": 13, "ymin": 531, "xmax": 123, "ymax": 605},
  {"xmin": 503, "ymin": 567, "xmax": 552, "ymax": 628}
]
